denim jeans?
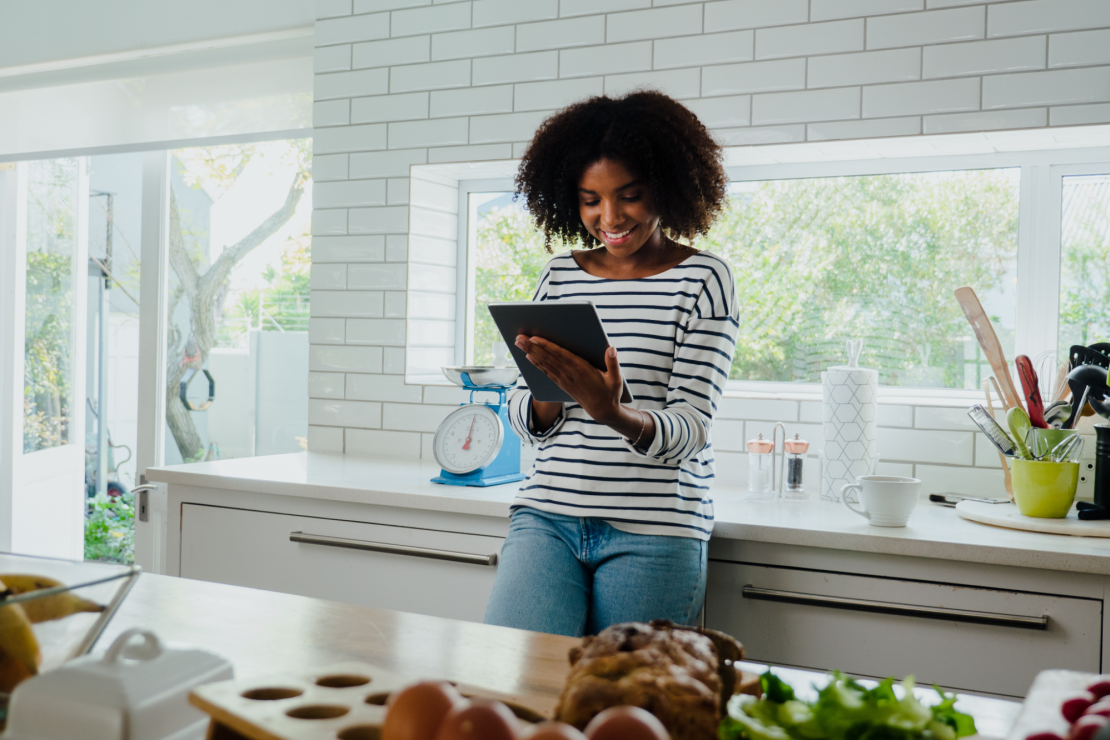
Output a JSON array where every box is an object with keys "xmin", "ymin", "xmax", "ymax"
[{"xmin": 483, "ymin": 507, "xmax": 708, "ymax": 637}]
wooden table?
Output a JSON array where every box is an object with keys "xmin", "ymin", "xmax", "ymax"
[{"xmin": 97, "ymin": 573, "xmax": 1021, "ymax": 737}]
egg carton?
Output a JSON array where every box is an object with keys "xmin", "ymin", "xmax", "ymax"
[{"xmin": 189, "ymin": 661, "xmax": 545, "ymax": 740}]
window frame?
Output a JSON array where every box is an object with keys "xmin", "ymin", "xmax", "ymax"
[{"xmin": 456, "ymin": 147, "xmax": 1110, "ymax": 402}]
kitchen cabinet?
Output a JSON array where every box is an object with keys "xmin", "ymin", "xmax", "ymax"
[{"xmin": 179, "ymin": 502, "xmax": 504, "ymax": 623}]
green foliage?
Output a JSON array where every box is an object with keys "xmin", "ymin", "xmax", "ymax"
[
  {"xmin": 1058, "ymin": 177, "xmax": 1110, "ymax": 351},
  {"xmin": 84, "ymin": 493, "xmax": 135, "ymax": 564},
  {"xmin": 23, "ymin": 159, "xmax": 79, "ymax": 452},
  {"xmin": 472, "ymin": 171, "xmax": 1020, "ymax": 389},
  {"xmin": 218, "ymin": 232, "xmax": 311, "ymax": 344}
]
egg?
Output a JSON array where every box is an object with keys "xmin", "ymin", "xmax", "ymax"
[
  {"xmin": 584, "ymin": 706, "xmax": 671, "ymax": 740},
  {"xmin": 433, "ymin": 699, "xmax": 518, "ymax": 740},
  {"xmin": 518, "ymin": 721, "xmax": 589, "ymax": 740},
  {"xmin": 382, "ymin": 681, "xmax": 463, "ymax": 740}
]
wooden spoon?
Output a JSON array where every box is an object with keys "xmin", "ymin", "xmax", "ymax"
[{"xmin": 954, "ymin": 287, "xmax": 1022, "ymax": 410}]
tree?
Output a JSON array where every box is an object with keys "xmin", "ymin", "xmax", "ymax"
[
  {"xmin": 471, "ymin": 170, "xmax": 1020, "ymax": 389},
  {"xmin": 165, "ymin": 141, "xmax": 310, "ymax": 461}
]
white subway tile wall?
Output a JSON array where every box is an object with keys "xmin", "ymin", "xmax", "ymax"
[{"xmin": 310, "ymin": 0, "xmax": 1110, "ymax": 499}]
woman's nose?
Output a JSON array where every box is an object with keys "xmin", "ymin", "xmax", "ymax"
[{"xmin": 600, "ymin": 198, "xmax": 621, "ymax": 227}]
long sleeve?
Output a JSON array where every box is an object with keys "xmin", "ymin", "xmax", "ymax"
[
  {"xmin": 505, "ymin": 260, "xmax": 565, "ymax": 445},
  {"xmin": 621, "ymin": 258, "xmax": 739, "ymax": 464}
]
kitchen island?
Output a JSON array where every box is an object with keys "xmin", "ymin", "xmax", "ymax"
[
  {"xmin": 99, "ymin": 572, "xmax": 1023, "ymax": 739},
  {"xmin": 146, "ymin": 452, "xmax": 1110, "ymax": 699}
]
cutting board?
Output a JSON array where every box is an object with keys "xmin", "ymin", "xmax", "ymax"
[{"xmin": 956, "ymin": 500, "xmax": 1110, "ymax": 537}]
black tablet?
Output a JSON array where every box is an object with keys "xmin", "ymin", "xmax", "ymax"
[{"xmin": 487, "ymin": 301, "xmax": 634, "ymax": 404}]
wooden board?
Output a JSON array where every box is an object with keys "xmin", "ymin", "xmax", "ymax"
[
  {"xmin": 957, "ymin": 500, "xmax": 1110, "ymax": 538},
  {"xmin": 190, "ymin": 661, "xmax": 546, "ymax": 740}
]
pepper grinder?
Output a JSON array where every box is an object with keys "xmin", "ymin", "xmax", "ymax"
[
  {"xmin": 781, "ymin": 433, "xmax": 810, "ymax": 501},
  {"xmin": 1096, "ymin": 424, "xmax": 1110, "ymax": 509}
]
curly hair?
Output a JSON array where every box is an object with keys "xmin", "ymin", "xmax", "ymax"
[{"xmin": 515, "ymin": 90, "xmax": 729, "ymax": 253}]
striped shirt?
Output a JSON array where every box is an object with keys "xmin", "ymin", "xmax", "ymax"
[{"xmin": 507, "ymin": 250, "xmax": 740, "ymax": 541}]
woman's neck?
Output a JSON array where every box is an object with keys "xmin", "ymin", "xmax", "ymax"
[{"xmin": 574, "ymin": 229, "xmax": 696, "ymax": 280}]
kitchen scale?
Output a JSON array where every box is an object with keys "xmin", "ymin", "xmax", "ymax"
[{"xmin": 431, "ymin": 366, "xmax": 526, "ymax": 487}]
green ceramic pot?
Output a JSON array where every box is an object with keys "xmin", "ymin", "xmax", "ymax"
[
  {"xmin": 1026, "ymin": 427, "xmax": 1079, "ymax": 458},
  {"xmin": 1011, "ymin": 458, "xmax": 1080, "ymax": 518}
]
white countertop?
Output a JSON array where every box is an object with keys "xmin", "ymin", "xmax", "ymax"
[{"xmin": 149, "ymin": 452, "xmax": 1110, "ymax": 576}]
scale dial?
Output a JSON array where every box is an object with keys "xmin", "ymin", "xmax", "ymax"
[{"xmin": 434, "ymin": 404, "xmax": 504, "ymax": 475}]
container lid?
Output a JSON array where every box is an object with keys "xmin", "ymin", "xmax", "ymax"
[
  {"xmin": 784, "ymin": 433, "xmax": 810, "ymax": 454},
  {"xmin": 747, "ymin": 433, "xmax": 774, "ymax": 454},
  {"xmin": 5, "ymin": 629, "xmax": 233, "ymax": 740}
]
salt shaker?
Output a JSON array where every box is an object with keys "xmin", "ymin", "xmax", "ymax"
[
  {"xmin": 782, "ymin": 433, "xmax": 810, "ymax": 501},
  {"xmin": 746, "ymin": 433, "xmax": 775, "ymax": 501}
]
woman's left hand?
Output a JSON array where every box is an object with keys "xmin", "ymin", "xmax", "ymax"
[{"xmin": 517, "ymin": 335, "xmax": 623, "ymax": 424}]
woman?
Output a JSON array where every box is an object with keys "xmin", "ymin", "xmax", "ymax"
[{"xmin": 483, "ymin": 90, "xmax": 738, "ymax": 637}]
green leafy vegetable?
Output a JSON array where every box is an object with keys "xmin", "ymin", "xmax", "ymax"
[{"xmin": 721, "ymin": 671, "xmax": 976, "ymax": 740}]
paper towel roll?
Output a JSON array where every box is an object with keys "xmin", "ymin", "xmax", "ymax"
[{"xmin": 822, "ymin": 365, "xmax": 878, "ymax": 501}]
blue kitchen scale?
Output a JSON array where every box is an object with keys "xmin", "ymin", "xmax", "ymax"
[{"xmin": 431, "ymin": 369, "xmax": 526, "ymax": 487}]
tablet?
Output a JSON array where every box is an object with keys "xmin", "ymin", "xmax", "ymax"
[{"xmin": 487, "ymin": 301, "xmax": 634, "ymax": 404}]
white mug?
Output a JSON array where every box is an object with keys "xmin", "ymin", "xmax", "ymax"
[{"xmin": 840, "ymin": 475, "xmax": 921, "ymax": 527}]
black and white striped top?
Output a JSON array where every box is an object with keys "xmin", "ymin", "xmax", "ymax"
[{"xmin": 507, "ymin": 251, "xmax": 740, "ymax": 541}]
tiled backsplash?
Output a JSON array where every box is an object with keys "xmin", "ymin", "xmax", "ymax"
[{"xmin": 308, "ymin": 0, "xmax": 1110, "ymax": 499}]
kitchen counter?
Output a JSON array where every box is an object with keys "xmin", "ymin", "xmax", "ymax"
[
  {"xmin": 148, "ymin": 451, "xmax": 1110, "ymax": 575},
  {"xmin": 99, "ymin": 573, "xmax": 1022, "ymax": 738}
]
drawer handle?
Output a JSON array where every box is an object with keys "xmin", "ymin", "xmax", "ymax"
[
  {"xmin": 741, "ymin": 586, "xmax": 1048, "ymax": 631},
  {"xmin": 289, "ymin": 531, "xmax": 498, "ymax": 567}
]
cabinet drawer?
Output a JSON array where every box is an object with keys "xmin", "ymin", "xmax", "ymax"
[
  {"xmin": 705, "ymin": 561, "xmax": 1100, "ymax": 698},
  {"xmin": 180, "ymin": 504, "xmax": 503, "ymax": 623}
]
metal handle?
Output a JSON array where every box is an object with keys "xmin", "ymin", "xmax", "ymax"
[
  {"xmin": 742, "ymin": 586, "xmax": 1048, "ymax": 631},
  {"xmin": 290, "ymin": 531, "xmax": 498, "ymax": 567}
]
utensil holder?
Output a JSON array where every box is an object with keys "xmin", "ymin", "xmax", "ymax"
[{"xmin": 1012, "ymin": 459, "xmax": 1080, "ymax": 518}]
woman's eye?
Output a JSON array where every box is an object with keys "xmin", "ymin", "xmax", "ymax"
[
  {"xmin": 623, "ymin": 196, "xmax": 640, "ymax": 202},
  {"xmin": 583, "ymin": 200, "xmax": 600, "ymax": 206}
]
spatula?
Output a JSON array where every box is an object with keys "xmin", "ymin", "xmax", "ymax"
[
  {"xmin": 1015, "ymin": 355, "xmax": 1047, "ymax": 428},
  {"xmin": 1063, "ymin": 364, "xmax": 1110, "ymax": 428},
  {"xmin": 955, "ymin": 287, "xmax": 1022, "ymax": 410},
  {"xmin": 1070, "ymin": 344, "xmax": 1110, "ymax": 371}
]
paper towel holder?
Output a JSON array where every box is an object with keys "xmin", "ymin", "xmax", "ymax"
[{"xmin": 846, "ymin": 339, "xmax": 863, "ymax": 369}]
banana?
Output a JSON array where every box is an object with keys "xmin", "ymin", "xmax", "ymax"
[
  {"xmin": 0, "ymin": 574, "xmax": 105, "ymax": 624},
  {"xmin": 0, "ymin": 600, "xmax": 39, "ymax": 692}
]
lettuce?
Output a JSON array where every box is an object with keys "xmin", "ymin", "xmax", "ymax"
[{"xmin": 722, "ymin": 671, "xmax": 977, "ymax": 740}]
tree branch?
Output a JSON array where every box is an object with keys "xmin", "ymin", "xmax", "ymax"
[{"xmin": 168, "ymin": 191, "xmax": 200, "ymax": 299}]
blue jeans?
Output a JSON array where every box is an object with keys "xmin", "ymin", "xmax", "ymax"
[{"xmin": 483, "ymin": 507, "xmax": 708, "ymax": 637}]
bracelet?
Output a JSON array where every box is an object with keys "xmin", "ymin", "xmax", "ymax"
[{"xmin": 631, "ymin": 410, "xmax": 647, "ymax": 447}]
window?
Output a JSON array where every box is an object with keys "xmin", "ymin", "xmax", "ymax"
[{"xmin": 460, "ymin": 152, "xmax": 1108, "ymax": 398}]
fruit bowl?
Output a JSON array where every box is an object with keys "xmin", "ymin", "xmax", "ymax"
[{"xmin": 0, "ymin": 553, "xmax": 140, "ymax": 695}]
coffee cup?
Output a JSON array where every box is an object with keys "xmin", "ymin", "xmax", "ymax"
[{"xmin": 840, "ymin": 475, "xmax": 921, "ymax": 527}]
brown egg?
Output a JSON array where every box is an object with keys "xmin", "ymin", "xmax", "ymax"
[
  {"xmin": 584, "ymin": 706, "xmax": 671, "ymax": 740},
  {"xmin": 433, "ymin": 699, "xmax": 518, "ymax": 740},
  {"xmin": 382, "ymin": 681, "xmax": 463, "ymax": 740},
  {"xmin": 519, "ymin": 721, "xmax": 589, "ymax": 740}
]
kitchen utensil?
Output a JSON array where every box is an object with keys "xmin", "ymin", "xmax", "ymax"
[
  {"xmin": 1034, "ymin": 350, "xmax": 1061, "ymax": 400},
  {"xmin": 1011, "ymin": 458, "xmax": 1080, "ymax": 518},
  {"xmin": 1007, "ymin": 406, "xmax": 1033, "ymax": 459},
  {"xmin": 431, "ymin": 371, "xmax": 526, "ymax": 488},
  {"xmin": 1063, "ymin": 382, "xmax": 1093, "ymax": 430},
  {"xmin": 1062, "ymin": 363, "xmax": 1109, "ymax": 428},
  {"xmin": 955, "ymin": 287, "xmax": 1022, "ymax": 409},
  {"xmin": 782, "ymin": 433, "xmax": 810, "ymax": 501},
  {"xmin": 1044, "ymin": 400, "xmax": 1071, "ymax": 428},
  {"xmin": 984, "ymin": 378, "xmax": 1014, "ymax": 500},
  {"xmin": 441, "ymin": 365, "xmax": 520, "ymax": 387},
  {"xmin": 5, "ymin": 629, "xmax": 232, "ymax": 740},
  {"xmin": 929, "ymin": 493, "xmax": 1009, "ymax": 507},
  {"xmin": 1053, "ymin": 361, "xmax": 1070, "ymax": 403},
  {"xmin": 1096, "ymin": 424, "xmax": 1110, "ymax": 509},
  {"xmin": 840, "ymin": 475, "xmax": 921, "ymax": 527},
  {"xmin": 1076, "ymin": 501, "xmax": 1110, "ymax": 520},
  {"xmin": 746, "ymin": 433, "xmax": 775, "ymax": 501},
  {"xmin": 1016, "ymin": 354, "xmax": 1048, "ymax": 428},
  {"xmin": 967, "ymin": 404, "xmax": 1018, "ymax": 458},
  {"xmin": 1026, "ymin": 428, "xmax": 1049, "ymax": 461},
  {"xmin": 1050, "ymin": 434, "xmax": 1083, "ymax": 463},
  {"xmin": 1069, "ymin": 344, "xmax": 1110, "ymax": 371}
]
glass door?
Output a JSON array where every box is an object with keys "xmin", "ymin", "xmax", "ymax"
[{"xmin": 0, "ymin": 158, "xmax": 89, "ymax": 559}]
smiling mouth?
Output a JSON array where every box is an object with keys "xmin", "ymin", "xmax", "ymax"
[{"xmin": 600, "ymin": 225, "xmax": 636, "ymax": 244}]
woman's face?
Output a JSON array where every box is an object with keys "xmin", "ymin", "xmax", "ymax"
[{"xmin": 578, "ymin": 158, "xmax": 661, "ymax": 257}]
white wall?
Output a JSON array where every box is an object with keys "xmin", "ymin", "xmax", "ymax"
[{"xmin": 307, "ymin": 0, "xmax": 1110, "ymax": 498}]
